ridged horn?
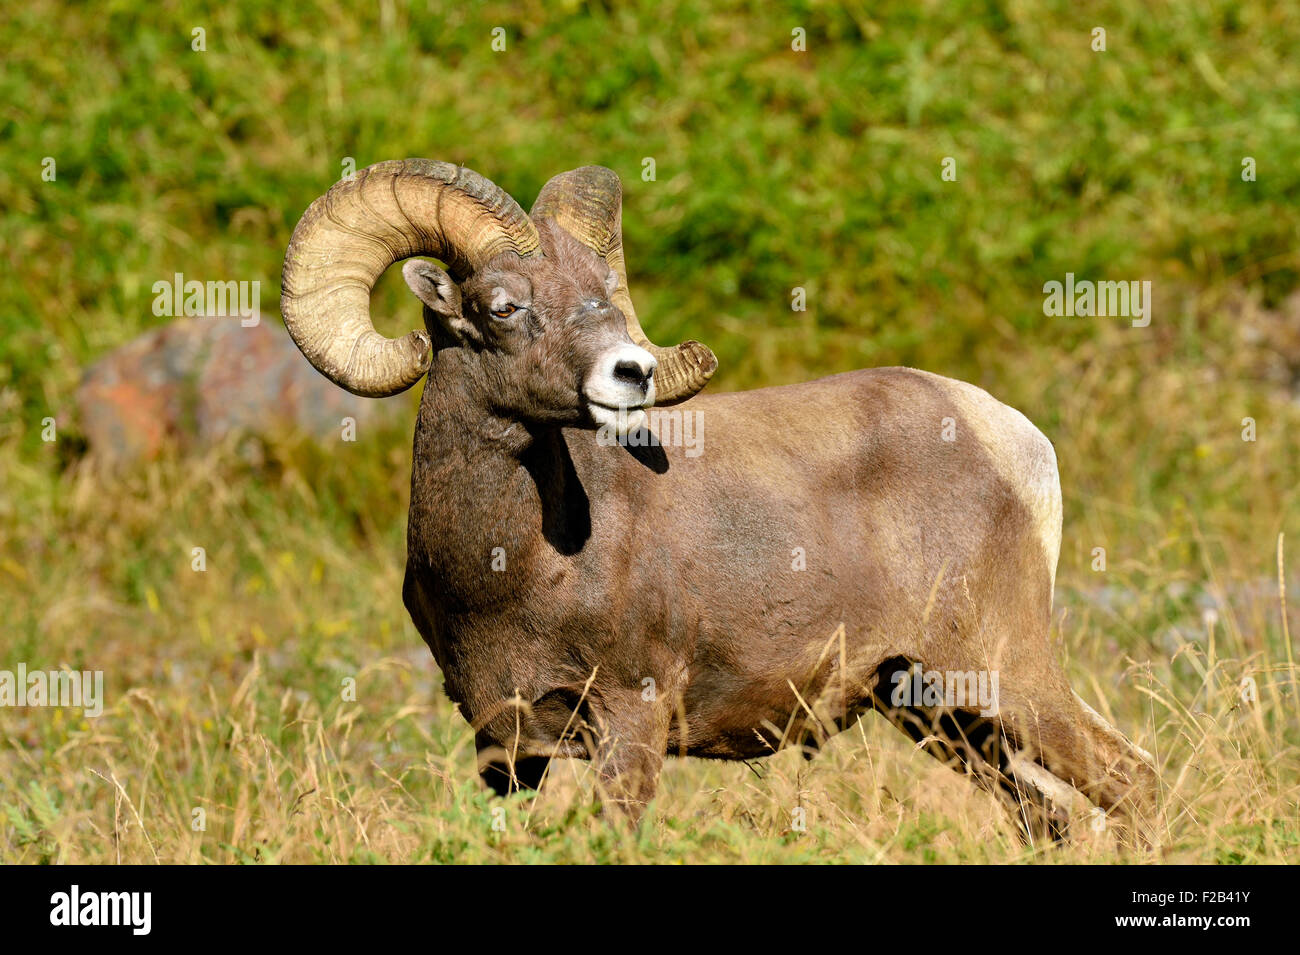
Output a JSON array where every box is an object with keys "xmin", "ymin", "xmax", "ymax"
[
  {"xmin": 530, "ymin": 166, "xmax": 717, "ymax": 404},
  {"xmin": 281, "ymin": 159, "xmax": 541, "ymax": 398}
]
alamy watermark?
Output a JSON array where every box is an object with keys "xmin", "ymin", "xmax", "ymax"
[
  {"xmin": 1042, "ymin": 273, "xmax": 1151, "ymax": 327},
  {"xmin": 596, "ymin": 407, "xmax": 705, "ymax": 457},
  {"xmin": 152, "ymin": 272, "xmax": 261, "ymax": 326},
  {"xmin": 890, "ymin": 663, "xmax": 999, "ymax": 717},
  {"xmin": 0, "ymin": 663, "xmax": 104, "ymax": 717},
  {"xmin": 50, "ymin": 885, "xmax": 150, "ymax": 935}
]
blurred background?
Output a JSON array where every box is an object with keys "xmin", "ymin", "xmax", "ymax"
[{"xmin": 1, "ymin": 1, "xmax": 1297, "ymax": 862}]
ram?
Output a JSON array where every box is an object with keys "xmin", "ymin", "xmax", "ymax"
[{"xmin": 281, "ymin": 159, "xmax": 1159, "ymax": 843}]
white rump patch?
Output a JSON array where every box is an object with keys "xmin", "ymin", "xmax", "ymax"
[{"xmin": 918, "ymin": 372, "xmax": 1063, "ymax": 592}]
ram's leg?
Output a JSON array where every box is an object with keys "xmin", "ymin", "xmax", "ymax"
[
  {"xmin": 585, "ymin": 687, "xmax": 674, "ymax": 823},
  {"xmin": 871, "ymin": 635, "xmax": 1162, "ymax": 847},
  {"xmin": 869, "ymin": 688, "xmax": 1070, "ymax": 844},
  {"xmin": 1003, "ymin": 752, "xmax": 1093, "ymax": 843},
  {"xmin": 1067, "ymin": 692, "xmax": 1162, "ymax": 848},
  {"xmin": 960, "ymin": 678, "xmax": 1159, "ymax": 848},
  {"xmin": 477, "ymin": 745, "xmax": 551, "ymax": 798},
  {"xmin": 473, "ymin": 687, "xmax": 595, "ymax": 798}
]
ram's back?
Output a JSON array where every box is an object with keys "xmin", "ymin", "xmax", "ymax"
[{"xmin": 606, "ymin": 367, "xmax": 1064, "ymax": 756}]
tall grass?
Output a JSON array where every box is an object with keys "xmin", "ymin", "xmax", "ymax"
[{"xmin": 2, "ymin": 1, "xmax": 1298, "ymax": 862}]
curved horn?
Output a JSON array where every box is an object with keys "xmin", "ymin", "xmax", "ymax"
[
  {"xmin": 530, "ymin": 166, "xmax": 717, "ymax": 404},
  {"xmin": 281, "ymin": 159, "xmax": 541, "ymax": 398}
]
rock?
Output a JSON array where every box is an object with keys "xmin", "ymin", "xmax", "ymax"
[{"xmin": 76, "ymin": 317, "xmax": 412, "ymax": 463}]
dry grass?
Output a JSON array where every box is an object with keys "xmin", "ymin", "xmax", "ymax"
[
  {"xmin": 3, "ymin": 362, "xmax": 1297, "ymax": 863},
  {"xmin": 3, "ymin": 0, "xmax": 1298, "ymax": 863}
]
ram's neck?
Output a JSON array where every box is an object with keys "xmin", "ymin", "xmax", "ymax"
[{"xmin": 404, "ymin": 353, "xmax": 564, "ymax": 612}]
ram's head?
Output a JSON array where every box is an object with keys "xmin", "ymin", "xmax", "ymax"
[{"xmin": 280, "ymin": 161, "xmax": 716, "ymax": 433}]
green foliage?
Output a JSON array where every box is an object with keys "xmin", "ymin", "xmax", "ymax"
[{"xmin": 1, "ymin": 0, "xmax": 1298, "ymax": 863}]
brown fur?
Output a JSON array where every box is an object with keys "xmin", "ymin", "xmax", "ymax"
[{"xmin": 398, "ymin": 222, "xmax": 1158, "ymax": 841}]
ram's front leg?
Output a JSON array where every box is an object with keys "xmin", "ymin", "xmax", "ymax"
[{"xmin": 586, "ymin": 683, "xmax": 676, "ymax": 822}]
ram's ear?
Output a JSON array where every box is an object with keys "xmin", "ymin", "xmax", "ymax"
[{"xmin": 403, "ymin": 259, "xmax": 478, "ymax": 344}]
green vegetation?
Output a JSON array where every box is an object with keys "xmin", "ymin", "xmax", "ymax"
[{"xmin": 1, "ymin": 0, "xmax": 1297, "ymax": 862}]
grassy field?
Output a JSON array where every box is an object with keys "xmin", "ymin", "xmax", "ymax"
[{"xmin": 2, "ymin": 0, "xmax": 1298, "ymax": 862}]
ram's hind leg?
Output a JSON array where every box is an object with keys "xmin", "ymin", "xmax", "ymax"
[
  {"xmin": 869, "ymin": 684, "xmax": 1080, "ymax": 844},
  {"xmin": 1068, "ymin": 692, "xmax": 1162, "ymax": 846},
  {"xmin": 868, "ymin": 657, "xmax": 1145, "ymax": 845}
]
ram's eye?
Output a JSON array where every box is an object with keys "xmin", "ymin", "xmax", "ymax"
[{"xmin": 490, "ymin": 304, "xmax": 518, "ymax": 319}]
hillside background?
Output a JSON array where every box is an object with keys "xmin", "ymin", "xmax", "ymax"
[{"xmin": 1, "ymin": 0, "xmax": 1297, "ymax": 862}]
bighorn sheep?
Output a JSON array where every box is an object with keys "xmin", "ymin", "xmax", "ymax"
[{"xmin": 281, "ymin": 159, "xmax": 1159, "ymax": 843}]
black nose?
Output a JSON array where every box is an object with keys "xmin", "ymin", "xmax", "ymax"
[{"xmin": 614, "ymin": 359, "xmax": 652, "ymax": 390}]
